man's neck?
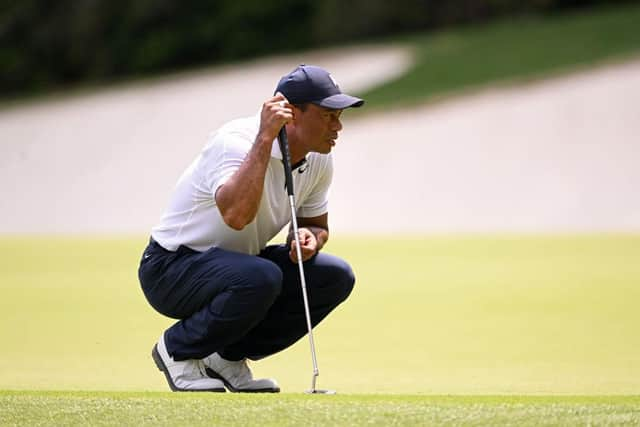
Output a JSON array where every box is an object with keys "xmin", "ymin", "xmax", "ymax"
[{"xmin": 287, "ymin": 136, "xmax": 307, "ymax": 166}]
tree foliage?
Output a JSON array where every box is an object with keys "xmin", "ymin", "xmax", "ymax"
[{"xmin": 0, "ymin": 0, "xmax": 634, "ymax": 97}]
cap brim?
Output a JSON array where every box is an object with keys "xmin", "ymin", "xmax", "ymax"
[{"xmin": 313, "ymin": 93, "xmax": 364, "ymax": 109}]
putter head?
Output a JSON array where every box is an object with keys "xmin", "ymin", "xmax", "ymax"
[{"xmin": 306, "ymin": 389, "xmax": 337, "ymax": 395}]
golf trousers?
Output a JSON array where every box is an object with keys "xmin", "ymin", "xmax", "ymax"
[{"xmin": 138, "ymin": 238, "xmax": 355, "ymax": 361}]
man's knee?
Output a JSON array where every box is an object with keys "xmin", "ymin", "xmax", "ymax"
[
  {"xmin": 239, "ymin": 257, "xmax": 284, "ymax": 303},
  {"xmin": 318, "ymin": 254, "xmax": 355, "ymax": 304},
  {"xmin": 336, "ymin": 260, "xmax": 355, "ymax": 303}
]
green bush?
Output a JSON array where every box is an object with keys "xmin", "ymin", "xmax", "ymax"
[{"xmin": 0, "ymin": 0, "xmax": 636, "ymax": 98}]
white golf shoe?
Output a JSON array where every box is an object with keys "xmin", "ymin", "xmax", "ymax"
[
  {"xmin": 203, "ymin": 353, "xmax": 280, "ymax": 393},
  {"xmin": 152, "ymin": 334, "xmax": 226, "ymax": 392}
]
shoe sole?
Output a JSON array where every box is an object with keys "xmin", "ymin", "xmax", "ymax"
[
  {"xmin": 204, "ymin": 367, "xmax": 280, "ymax": 393},
  {"xmin": 152, "ymin": 344, "xmax": 225, "ymax": 393}
]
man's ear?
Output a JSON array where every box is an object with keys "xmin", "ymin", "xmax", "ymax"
[
  {"xmin": 286, "ymin": 107, "xmax": 299, "ymax": 130},
  {"xmin": 291, "ymin": 105, "xmax": 301, "ymax": 122},
  {"xmin": 284, "ymin": 120, "xmax": 294, "ymax": 135}
]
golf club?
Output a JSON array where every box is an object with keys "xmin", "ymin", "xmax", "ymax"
[{"xmin": 278, "ymin": 126, "xmax": 336, "ymax": 395}]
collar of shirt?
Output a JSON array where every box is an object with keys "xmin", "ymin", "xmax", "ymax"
[{"xmin": 270, "ymin": 137, "xmax": 308, "ymax": 171}]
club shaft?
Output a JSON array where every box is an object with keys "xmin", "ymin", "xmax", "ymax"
[
  {"xmin": 279, "ymin": 126, "xmax": 320, "ymax": 392},
  {"xmin": 288, "ymin": 195, "xmax": 320, "ymax": 390}
]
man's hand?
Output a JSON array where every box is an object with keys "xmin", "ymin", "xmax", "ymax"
[
  {"xmin": 289, "ymin": 228, "xmax": 318, "ymax": 263},
  {"xmin": 259, "ymin": 93, "xmax": 293, "ymax": 143}
]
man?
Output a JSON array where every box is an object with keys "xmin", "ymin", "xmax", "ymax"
[{"xmin": 138, "ymin": 64, "xmax": 364, "ymax": 392}]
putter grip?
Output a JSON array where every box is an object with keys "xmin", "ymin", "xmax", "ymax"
[{"xmin": 278, "ymin": 127, "xmax": 295, "ymax": 196}]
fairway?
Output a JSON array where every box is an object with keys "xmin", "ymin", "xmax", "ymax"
[{"xmin": 1, "ymin": 235, "xmax": 639, "ymax": 394}]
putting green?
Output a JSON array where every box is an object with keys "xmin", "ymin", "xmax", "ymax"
[{"xmin": 1, "ymin": 235, "xmax": 638, "ymax": 394}]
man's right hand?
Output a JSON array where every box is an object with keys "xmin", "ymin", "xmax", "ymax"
[{"xmin": 258, "ymin": 93, "xmax": 293, "ymax": 143}]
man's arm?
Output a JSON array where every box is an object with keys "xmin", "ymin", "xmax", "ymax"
[
  {"xmin": 288, "ymin": 213, "xmax": 329, "ymax": 263},
  {"xmin": 215, "ymin": 94, "xmax": 292, "ymax": 230}
]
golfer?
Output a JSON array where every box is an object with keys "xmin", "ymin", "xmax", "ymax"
[{"xmin": 138, "ymin": 64, "xmax": 364, "ymax": 392}]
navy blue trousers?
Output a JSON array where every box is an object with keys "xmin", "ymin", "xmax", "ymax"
[{"xmin": 138, "ymin": 239, "xmax": 355, "ymax": 361}]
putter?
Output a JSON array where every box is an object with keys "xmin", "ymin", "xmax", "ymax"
[{"xmin": 278, "ymin": 126, "xmax": 336, "ymax": 395}]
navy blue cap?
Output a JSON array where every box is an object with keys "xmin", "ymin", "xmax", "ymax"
[{"xmin": 275, "ymin": 64, "xmax": 364, "ymax": 109}]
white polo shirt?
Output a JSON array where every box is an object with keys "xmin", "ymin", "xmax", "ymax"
[{"xmin": 151, "ymin": 114, "xmax": 332, "ymax": 255}]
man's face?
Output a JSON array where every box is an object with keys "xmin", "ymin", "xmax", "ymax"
[{"xmin": 291, "ymin": 104, "xmax": 343, "ymax": 155}]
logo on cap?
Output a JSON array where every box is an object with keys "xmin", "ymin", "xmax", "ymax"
[{"xmin": 328, "ymin": 74, "xmax": 340, "ymax": 89}]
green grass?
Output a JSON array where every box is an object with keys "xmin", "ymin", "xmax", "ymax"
[
  {"xmin": 1, "ymin": 392, "xmax": 639, "ymax": 426},
  {"xmin": 360, "ymin": 3, "xmax": 640, "ymax": 110},
  {"xmin": 1, "ymin": 235, "xmax": 639, "ymax": 424},
  {"xmin": 1, "ymin": 235, "xmax": 639, "ymax": 393}
]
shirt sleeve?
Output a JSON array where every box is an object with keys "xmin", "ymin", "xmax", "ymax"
[
  {"xmin": 296, "ymin": 155, "xmax": 333, "ymax": 218},
  {"xmin": 204, "ymin": 131, "xmax": 251, "ymax": 195}
]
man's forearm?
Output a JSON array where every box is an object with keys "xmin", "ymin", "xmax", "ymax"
[
  {"xmin": 215, "ymin": 134, "xmax": 272, "ymax": 230},
  {"xmin": 216, "ymin": 95, "xmax": 293, "ymax": 230}
]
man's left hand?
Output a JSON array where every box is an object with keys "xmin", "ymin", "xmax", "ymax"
[{"xmin": 289, "ymin": 228, "xmax": 317, "ymax": 263}]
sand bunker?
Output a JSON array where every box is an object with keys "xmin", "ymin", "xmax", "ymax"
[{"xmin": 0, "ymin": 46, "xmax": 638, "ymax": 234}]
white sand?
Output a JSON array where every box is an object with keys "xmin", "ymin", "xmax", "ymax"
[
  {"xmin": 332, "ymin": 58, "xmax": 640, "ymax": 233},
  {"xmin": 0, "ymin": 45, "xmax": 411, "ymax": 234},
  {"xmin": 1, "ymin": 45, "xmax": 638, "ymax": 234}
]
